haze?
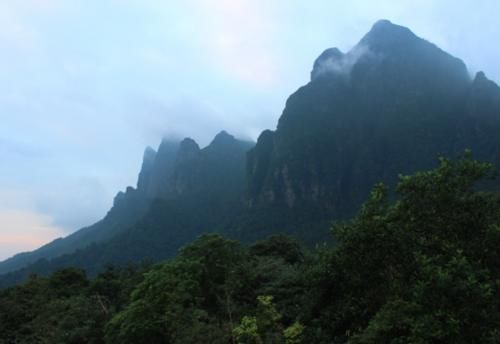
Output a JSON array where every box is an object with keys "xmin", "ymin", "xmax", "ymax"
[{"xmin": 1, "ymin": 0, "xmax": 499, "ymax": 260}]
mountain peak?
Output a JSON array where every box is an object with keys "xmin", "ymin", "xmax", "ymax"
[
  {"xmin": 371, "ymin": 19, "xmax": 399, "ymax": 31},
  {"xmin": 360, "ymin": 19, "xmax": 417, "ymax": 49},
  {"xmin": 211, "ymin": 130, "xmax": 236, "ymax": 146},
  {"xmin": 373, "ymin": 19, "xmax": 392, "ymax": 27},
  {"xmin": 310, "ymin": 19, "xmax": 469, "ymax": 88},
  {"xmin": 311, "ymin": 48, "xmax": 345, "ymax": 80},
  {"xmin": 157, "ymin": 139, "xmax": 181, "ymax": 158},
  {"xmin": 475, "ymin": 71, "xmax": 487, "ymax": 82},
  {"xmin": 159, "ymin": 137, "xmax": 178, "ymax": 146},
  {"xmin": 310, "ymin": 20, "xmax": 419, "ymax": 81},
  {"xmin": 179, "ymin": 137, "xmax": 200, "ymax": 152},
  {"xmin": 143, "ymin": 146, "xmax": 156, "ymax": 162},
  {"xmin": 471, "ymin": 71, "xmax": 500, "ymax": 99},
  {"xmin": 137, "ymin": 146, "xmax": 157, "ymax": 191}
]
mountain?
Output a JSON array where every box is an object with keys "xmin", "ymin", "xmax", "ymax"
[
  {"xmin": 2, "ymin": 20, "xmax": 500, "ymax": 286},
  {"xmin": 247, "ymin": 20, "xmax": 500, "ymax": 219},
  {"xmin": 0, "ymin": 132, "xmax": 254, "ymax": 281},
  {"xmin": 0, "ymin": 141, "xmax": 184, "ymax": 275}
]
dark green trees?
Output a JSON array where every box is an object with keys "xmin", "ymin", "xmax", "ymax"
[
  {"xmin": 1, "ymin": 155, "xmax": 499, "ymax": 343},
  {"xmin": 104, "ymin": 234, "xmax": 305, "ymax": 343},
  {"xmin": 305, "ymin": 154, "xmax": 500, "ymax": 343},
  {"xmin": 0, "ymin": 266, "xmax": 146, "ymax": 344},
  {"xmin": 102, "ymin": 154, "xmax": 500, "ymax": 343},
  {"xmin": 105, "ymin": 234, "xmax": 251, "ymax": 343}
]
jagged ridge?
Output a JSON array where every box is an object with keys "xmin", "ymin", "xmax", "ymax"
[
  {"xmin": 2, "ymin": 20, "xmax": 500, "ymax": 286},
  {"xmin": 0, "ymin": 132, "xmax": 253, "ymax": 278}
]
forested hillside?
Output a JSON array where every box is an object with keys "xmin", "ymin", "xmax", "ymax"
[
  {"xmin": 0, "ymin": 132, "xmax": 254, "ymax": 285},
  {"xmin": 1, "ymin": 155, "xmax": 499, "ymax": 343}
]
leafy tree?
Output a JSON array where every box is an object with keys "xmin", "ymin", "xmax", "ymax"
[
  {"xmin": 234, "ymin": 295, "xmax": 304, "ymax": 344},
  {"xmin": 304, "ymin": 154, "xmax": 500, "ymax": 343},
  {"xmin": 105, "ymin": 234, "xmax": 252, "ymax": 343},
  {"xmin": 233, "ymin": 316, "xmax": 260, "ymax": 344},
  {"xmin": 2, "ymin": 154, "xmax": 499, "ymax": 344},
  {"xmin": 249, "ymin": 235, "xmax": 304, "ymax": 265},
  {"xmin": 283, "ymin": 322, "xmax": 305, "ymax": 344}
]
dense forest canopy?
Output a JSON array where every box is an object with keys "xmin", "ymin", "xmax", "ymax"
[{"xmin": 1, "ymin": 155, "xmax": 499, "ymax": 343}]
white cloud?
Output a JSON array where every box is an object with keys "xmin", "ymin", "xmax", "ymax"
[{"xmin": 313, "ymin": 44, "xmax": 377, "ymax": 79}]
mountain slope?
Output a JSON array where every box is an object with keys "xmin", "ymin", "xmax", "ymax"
[
  {"xmin": 247, "ymin": 20, "xmax": 500, "ymax": 220},
  {"xmin": 0, "ymin": 140, "xmax": 189, "ymax": 275},
  {"xmin": 0, "ymin": 132, "xmax": 253, "ymax": 279}
]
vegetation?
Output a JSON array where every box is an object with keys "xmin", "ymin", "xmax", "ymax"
[{"xmin": 1, "ymin": 155, "xmax": 499, "ymax": 343}]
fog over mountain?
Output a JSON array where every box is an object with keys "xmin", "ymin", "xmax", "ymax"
[{"xmin": 1, "ymin": 0, "xmax": 500, "ymax": 260}]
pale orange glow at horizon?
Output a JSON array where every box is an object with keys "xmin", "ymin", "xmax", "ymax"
[{"xmin": 0, "ymin": 209, "xmax": 64, "ymax": 260}]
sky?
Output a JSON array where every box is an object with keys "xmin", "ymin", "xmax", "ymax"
[{"xmin": 0, "ymin": 0, "xmax": 499, "ymax": 260}]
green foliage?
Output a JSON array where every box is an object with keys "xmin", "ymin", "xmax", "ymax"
[
  {"xmin": 234, "ymin": 316, "xmax": 260, "ymax": 344},
  {"xmin": 283, "ymin": 322, "xmax": 305, "ymax": 344},
  {"xmin": 255, "ymin": 295, "xmax": 283, "ymax": 342},
  {"xmin": 234, "ymin": 295, "xmax": 305, "ymax": 344},
  {"xmin": 249, "ymin": 235, "xmax": 304, "ymax": 264},
  {"xmin": 305, "ymin": 154, "xmax": 500, "ymax": 343},
  {"xmin": 104, "ymin": 234, "xmax": 256, "ymax": 343},
  {"xmin": 0, "ymin": 265, "xmax": 146, "ymax": 344},
  {"xmin": 1, "ymin": 155, "xmax": 499, "ymax": 343}
]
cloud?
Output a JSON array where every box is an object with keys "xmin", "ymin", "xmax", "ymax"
[
  {"xmin": 312, "ymin": 43, "xmax": 384, "ymax": 82},
  {"xmin": 125, "ymin": 95, "xmax": 254, "ymax": 146},
  {"xmin": 317, "ymin": 45, "xmax": 371, "ymax": 77}
]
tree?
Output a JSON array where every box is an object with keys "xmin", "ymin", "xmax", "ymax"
[
  {"xmin": 105, "ymin": 234, "xmax": 252, "ymax": 343},
  {"xmin": 234, "ymin": 295, "xmax": 304, "ymax": 344},
  {"xmin": 304, "ymin": 154, "xmax": 500, "ymax": 343}
]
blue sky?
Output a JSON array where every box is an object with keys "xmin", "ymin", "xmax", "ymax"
[{"xmin": 1, "ymin": 0, "xmax": 499, "ymax": 260}]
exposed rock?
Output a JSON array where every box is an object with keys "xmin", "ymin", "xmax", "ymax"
[
  {"xmin": 137, "ymin": 146, "xmax": 157, "ymax": 193},
  {"xmin": 246, "ymin": 19, "xmax": 500, "ymax": 219}
]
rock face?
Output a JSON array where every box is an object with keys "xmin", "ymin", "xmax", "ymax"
[
  {"xmin": 142, "ymin": 131, "xmax": 253, "ymax": 203},
  {"xmin": 247, "ymin": 20, "xmax": 500, "ymax": 219},
  {"xmin": 0, "ymin": 131, "xmax": 254, "ymax": 277},
  {"xmin": 146, "ymin": 139, "xmax": 179, "ymax": 199},
  {"xmin": 136, "ymin": 146, "xmax": 157, "ymax": 193}
]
